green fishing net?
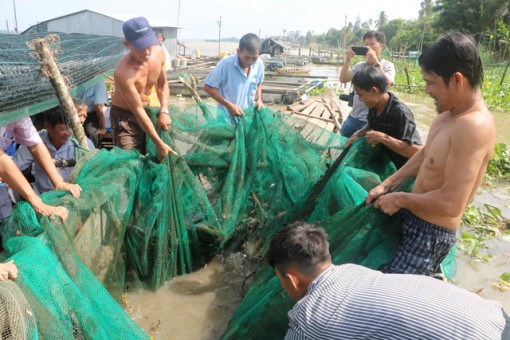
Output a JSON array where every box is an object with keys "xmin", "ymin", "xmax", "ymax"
[{"xmin": 0, "ymin": 100, "xmax": 454, "ymax": 338}]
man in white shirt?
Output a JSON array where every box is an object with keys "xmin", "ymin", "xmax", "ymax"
[
  {"xmin": 13, "ymin": 108, "xmax": 94, "ymax": 195},
  {"xmin": 0, "ymin": 116, "xmax": 81, "ymax": 222}
]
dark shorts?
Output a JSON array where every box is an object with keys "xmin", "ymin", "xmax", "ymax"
[
  {"xmin": 109, "ymin": 105, "xmax": 146, "ymax": 154},
  {"xmin": 379, "ymin": 209, "xmax": 456, "ymax": 276}
]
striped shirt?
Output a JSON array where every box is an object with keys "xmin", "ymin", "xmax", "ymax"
[{"xmin": 285, "ymin": 264, "xmax": 505, "ymax": 339}]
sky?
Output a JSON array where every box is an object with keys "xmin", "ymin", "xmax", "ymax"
[{"xmin": 0, "ymin": 0, "xmax": 424, "ymax": 40}]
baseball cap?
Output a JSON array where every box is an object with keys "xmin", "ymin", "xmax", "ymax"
[{"xmin": 122, "ymin": 17, "xmax": 159, "ymax": 50}]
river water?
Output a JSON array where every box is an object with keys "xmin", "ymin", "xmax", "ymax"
[{"xmin": 125, "ymin": 62, "xmax": 510, "ymax": 339}]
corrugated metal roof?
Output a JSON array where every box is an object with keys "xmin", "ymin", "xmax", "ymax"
[
  {"xmin": 93, "ymin": 10, "xmax": 178, "ymax": 28},
  {"xmin": 39, "ymin": 9, "xmax": 178, "ymax": 29}
]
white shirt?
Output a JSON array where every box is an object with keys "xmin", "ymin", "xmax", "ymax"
[
  {"xmin": 286, "ymin": 264, "xmax": 505, "ymax": 339},
  {"xmin": 13, "ymin": 130, "xmax": 94, "ymax": 195}
]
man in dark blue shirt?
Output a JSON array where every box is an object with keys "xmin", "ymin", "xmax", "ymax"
[{"xmin": 346, "ymin": 65, "xmax": 422, "ymax": 169}]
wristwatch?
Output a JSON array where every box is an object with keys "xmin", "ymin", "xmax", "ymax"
[{"xmin": 160, "ymin": 108, "xmax": 169, "ymax": 115}]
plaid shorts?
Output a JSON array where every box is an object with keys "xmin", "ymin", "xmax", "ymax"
[{"xmin": 379, "ymin": 209, "xmax": 456, "ymax": 276}]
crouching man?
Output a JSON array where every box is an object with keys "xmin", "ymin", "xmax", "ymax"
[{"xmin": 268, "ymin": 221, "xmax": 509, "ymax": 339}]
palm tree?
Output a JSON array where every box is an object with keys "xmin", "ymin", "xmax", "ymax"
[{"xmin": 376, "ymin": 11, "xmax": 388, "ymax": 30}]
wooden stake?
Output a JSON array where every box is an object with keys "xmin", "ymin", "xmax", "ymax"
[{"xmin": 30, "ymin": 35, "xmax": 87, "ymax": 147}]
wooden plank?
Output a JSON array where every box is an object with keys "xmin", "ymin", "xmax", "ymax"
[
  {"xmin": 287, "ymin": 97, "xmax": 315, "ymax": 111},
  {"xmin": 287, "ymin": 110, "xmax": 334, "ymax": 123},
  {"xmin": 301, "ymin": 102, "xmax": 320, "ymax": 116},
  {"xmin": 307, "ymin": 104, "xmax": 324, "ymax": 120}
]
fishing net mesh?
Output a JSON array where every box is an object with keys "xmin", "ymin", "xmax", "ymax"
[
  {"xmin": 0, "ymin": 33, "xmax": 126, "ymax": 125},
  {"xmin": 0, "ymin": 34, "xmax": 455, "ymax": 337}
]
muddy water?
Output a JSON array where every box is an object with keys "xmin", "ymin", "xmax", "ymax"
[
  {"xmin": 125, "ymin": 65, "xmax": 510, "ymax": 338},
  {"xmin": 396, "ymin": 92, "xmax": 510, "ymax": 145},
  {"xmin": 455, "ymin": 181, "xmax": 510, "ymax": 308},
  {"xmin": 125, "ymin": 254, "xmax": 257, "ymax": 339}
]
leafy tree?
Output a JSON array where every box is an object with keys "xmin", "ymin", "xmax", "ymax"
[
  {"xmin": 376, "ymin": 11, "xmax": 388, "ymax": 30},
  {"xmin": 434, "ymin": 0, "xmax": 509, "ymax": 34},
  {"xmin": 417, "ymin": 0, "xmax": 436, "ymax": 52},
  {"xmin": 391, "ymin": 20, "xmax": 422, "ymax": 52},
  {"xmin": 380, "ymin": 19, "xmax": 408, "ymax": 46},
  {"xmin": 325, "ymin": 28, "xmax": 341, "ymax": 48}
]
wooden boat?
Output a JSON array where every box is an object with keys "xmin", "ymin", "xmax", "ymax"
[{"xmin": 275, "ymin": 67, "xmax": 311, "ymax": 75}]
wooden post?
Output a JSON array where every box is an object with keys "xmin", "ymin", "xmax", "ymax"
[
  {"xmin": 404, "ymin": 66, "xmax": 411, "ymax": 86},
  {"xmin": 30, "ymin": 35, "xmax": 87, "ymax": 147},
  {"xmin": 500, "ymin": 61, "xmax": 510, "ymax": 86}
]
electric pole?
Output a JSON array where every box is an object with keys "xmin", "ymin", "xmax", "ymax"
[
  {"xmin": 217, "ymin": 15, "xmax": 222, "ymax": 56},
  {"xmin": 283, "ymin": 29, "xmax": 287, "ymax": 55},
  {"xmin": 13, "ymin": 0, "xmax": 19, "ymax": 34}
]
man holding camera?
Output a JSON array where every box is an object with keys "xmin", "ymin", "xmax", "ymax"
[{"xmin": 339, "ymin": 31, "xmax": 395, "ymax": 138}]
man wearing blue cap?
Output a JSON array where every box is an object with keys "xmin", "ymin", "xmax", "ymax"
[{"xmin": 110, "ymin": 16, "xmax": 176, "ymax": 161}]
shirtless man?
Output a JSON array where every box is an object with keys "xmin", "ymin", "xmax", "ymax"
[
  {"xmin": 110, "ymin": 17, "xmax": 176, "ymax": 161},
  {"xmin": 366, "ymin": 31, "xmax": 496, "ymax": 276}
]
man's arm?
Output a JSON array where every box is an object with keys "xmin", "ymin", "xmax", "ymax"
[
  {"xmin": 115, "ymin": 68, "xmax": 176, "ymax": 161},
  {"xmin": 94, "ymin": 81, "xmax": 108, "ymax": 138},
  {"xmin": 339, "ymin": 48, "xmax": 355, "ymax": 83},
  {"xmin": 365, "ymin": 147, "xmax": 424, "ymax": 206},
  {"xmin": 254, "ymin": 83, "xmax": 264, "ymax": 110},
  {"xmin": 0, "ymin": 151, "xmax": 68, "ymax": 222},
  {"xmin": 203, "ymin": 84, "xmax": 244, "ymax": 116},
  {"xmin": 95, "ymin": 104, "xmax": 107, "ymax": 138},
  {"xmin": 156, "ymin": 47, "xmax": 172, "ymax": 130},
  {"xmin": 345, "ymin": 123, "xmax": 370, "ymax": 147},
  {"xmin": 28, "ymin": 143, "xmax": 81, "ymax": 198},
  {"xmin": 365, "ymin": 131, "xmax": 422, "ymax": 157},
  {"xmin": 374, "ymin": 120, "xmax": 492, "ymax": 223}
]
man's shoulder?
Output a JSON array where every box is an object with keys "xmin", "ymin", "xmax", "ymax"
[
  {"xmin": 114, "ymin": 56, "xmax": 131, "ymax": 79},
  {"xmin": 38, "ymin": 129, "xmax": 49, "ymax": 140},
  {"xmin": 388, "ymin": 93, "xmax": 413, "ymax": 116},
  {"xmin": 219, "ymin": 55, "xmax": 237, "ymax": 65},
  {"xmin": 351, "ymin": 61, "xmax": 367, "ymax": 72},
  {"xmin": 381, "ymin": 59, "xmax": 394, "ymax": 67},
  {"xmin": 452, "ymin": 107, "xmax": 495, "ymax": 142}
]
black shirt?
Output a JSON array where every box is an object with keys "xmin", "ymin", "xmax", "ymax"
[{"xmin": 367, "ymin": 92, "xmax": 422, "ymax": 169}]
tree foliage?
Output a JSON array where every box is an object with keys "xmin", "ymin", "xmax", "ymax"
[{"xmin": 280, "ymin": 0, "xmax": 509, "ymax": 55}]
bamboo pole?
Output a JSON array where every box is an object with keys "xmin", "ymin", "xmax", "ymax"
[
  {"xmin": 404, "ymin": 66, "xmax": 411, "ymax": 86},
  {"xmin": 30, "ymin": 35, "xmax": 87, "ymax": 147},
  {"xmin": 500, "ymin": 61, "xmax": 510, "ymax": 86},
  {"xmin": 179, "ymin": 74, "xmax": 203, "ymax": 103},
  {"xmin": 321, "ymin": 101, "xmax": 342, "ymax": 133}
]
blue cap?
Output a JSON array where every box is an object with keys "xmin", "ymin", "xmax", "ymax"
[{"xmin": 122, "ymin": 17, "xmax": 159, "ymax": 50}]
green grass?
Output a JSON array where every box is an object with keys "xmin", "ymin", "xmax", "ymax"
[{"xmin": 391, "ymin": 58, "xmax": 510, "ymax": 111}]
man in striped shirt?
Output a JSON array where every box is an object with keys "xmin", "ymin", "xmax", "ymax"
[{"xmin": 268, "ymin": 222, "xmax": 509, "ymax": 339}]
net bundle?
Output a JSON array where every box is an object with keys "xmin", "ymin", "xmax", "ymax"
[
  {"xmin": 0, "ymin": 34, "xmax": 455, "ymax": 337},
  {"xmin": 0, "ymin": 99, "xmax": 424, "ymax": 338}
]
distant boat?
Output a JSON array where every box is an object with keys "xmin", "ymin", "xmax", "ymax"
[
  {"xmin": 275, "ymin": 67, "xmax": 311, "ymax": 75},
  {"xmin": 311, "ymin": 57, "xmax": 343, "ymax": 66}
]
